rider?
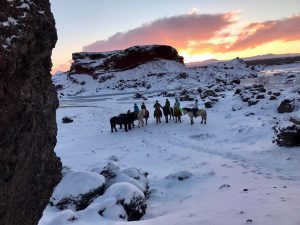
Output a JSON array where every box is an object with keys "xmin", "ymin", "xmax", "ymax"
[
  {"xmin": 141, "ymin": 102, "xmax": 146, "ymax": 110},
  {"xmin": 134, "ymin": 103, "xmax": 139, "ymax": 115},
  {"xmin": 164, "ymin": 99, "xmax": 170, "ymax": 109},
  {"xmin": 153, "ymin": 100, "xmax": 162, "ymax": 117},
  {"xmin": 174, "ymin": 98, "xmax": 181, "ymax": 115},
  {"xmin": 192, "ymin": 99, "xmax": 198, "ymax": 118}
]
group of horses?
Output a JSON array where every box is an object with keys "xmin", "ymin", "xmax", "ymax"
[{"xmin": 110, "ymin": 106, "xmax": 207, "ymax": 132}]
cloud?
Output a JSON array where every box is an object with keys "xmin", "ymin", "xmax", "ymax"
[
  {"xmin": 51, "ymin": 62, "xmax": 71, "ymax": 74},
  {"xmin": 227, "ymin": 14, "xmax": 300, "ymax": 51},
  {"xmin": 83, "ymin": 12, "xmax": 237, "ymax": 52}
]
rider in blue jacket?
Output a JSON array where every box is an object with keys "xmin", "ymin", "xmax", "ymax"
[{"xmin": 134, "ymin": 103, "xmax": 139, "ymax": 114}]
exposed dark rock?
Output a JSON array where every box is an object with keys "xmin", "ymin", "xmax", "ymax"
[
  {"xmin": 234, "ymin": 88, "xmax": 242, "ymax": 95},
  {"xmin": 205, "ymin": 101, "xmax": 214, "ymax": 108},
  {"xmin": 176, "ymin": 72, "xmax": 189, "ymax": 79},
  {"xmin": 277, "ymin": 99, "xmax": 295, "ymax": 113},
  {"xmin": 62, "ymin": 116, "xmax": 74, "ymax": 123},
  {"xmin": 70, "ymin": 45, "xmax": 184, "ymax": 75},
  {"xmin": 270, "ymin": 96, "xmax": 277, "ymax": 100},
  {"xmin": 0, "ymin": 1, "xmax": 62, "ymax": 225},
  {"xmin": 273, "ymin": 122, "xmax": 300, "ymax": 147},
  {"xmin": 248, "ymin": 99, "xmax": 259, "ymax": 106}
]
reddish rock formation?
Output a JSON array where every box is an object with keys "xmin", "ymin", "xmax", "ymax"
[
  {"xmin": 0, "ymin": 1, "xmax": 62, "ymax": 225},
  {"xmin": 70, "ymin": 45, "xmax": 184, "ymax": 75}
]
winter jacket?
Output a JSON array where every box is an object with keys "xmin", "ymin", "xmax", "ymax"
[
  {"xmin": 153, "ymin": 102, "xmax": 162, "ymax": 110},
  {"xmin": 141, "ymin": 104, "xmax": 146, "ymax": 110},
  {"xmin": 174, "ymin": 101, "xmax": 180, "ymax": 108},
  {"xmin": 134, "ymin": 105, "xmax": 139, "ymax": 113},
  {"xmin": 165, "ymin": 100, "xmax": 170, "ymax": 108},
  {"xmin": 193, "ymin": 101, "xmax": 198, "ymax": 109}
]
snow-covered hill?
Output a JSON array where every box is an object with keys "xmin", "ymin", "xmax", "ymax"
[
  {"xmin": 53, "ymin": 56, "xmax": 257, "ymax": 98},
  {"xmin": 43, "ymin": 49, "xmax": 300, "ymax": 225}
]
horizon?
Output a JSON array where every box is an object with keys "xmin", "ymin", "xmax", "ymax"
[{"xmin": 50, "ymin": 0, "xmax": 300, "ymax": 73}]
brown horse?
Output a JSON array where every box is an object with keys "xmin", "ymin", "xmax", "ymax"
[
  {"xmin": 144, "ymin": 109, "xmax": 149, "ymax": 125},
  {"xmin": 154, "ymin": 107, "xmax": 162, "ymax": 124},
  {"xmin": 173, "ymin": 107, "xmax": 181, "ymax": 123}
]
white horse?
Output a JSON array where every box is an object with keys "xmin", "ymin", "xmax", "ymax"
[
  {"xmin": 182, "ymin": 107, "xmax": 207, "ymax": 125},
  {"xmin": 136, "ymin": 109, "xmax": 145, "ymax": 127}
]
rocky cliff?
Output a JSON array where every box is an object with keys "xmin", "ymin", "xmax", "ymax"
[
  {"xmin": 0, "ymin": 1, "xmax": 62, "ymax": 225},
  {"xmin": 70, "ymin": 45, "xmax": 184, "ymax": 75}
]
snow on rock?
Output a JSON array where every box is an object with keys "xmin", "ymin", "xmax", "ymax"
[
  {"xmin": 52, "ymin": 48, "xmax": 258, "ymax": 97},
  {"xmin": 273, "ymin": 120, "xmax": 300, "ymax": 147},
  {"xmin": 70, "ymin": 45, "xmax": 184, "ymax": 75},
  {"xmin": 99, "ymin": 162, "xmax": 149, "ymax": 194},
  {"xmin": 101, "ymin": 182, "xmax": 146, "ymax": 221},
  {"xmin": 50, "ymin": 171, "xmax": 106, "ymax": 211}
]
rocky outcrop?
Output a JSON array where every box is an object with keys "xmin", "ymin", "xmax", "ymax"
[
  {"xmin": 0, "ymin": 1, "xmax": 62, "ymax": 225},
  {"xmin": 273, "ymin": 121, "xmax": 300, "ymax": 147},
  {"xmin": 70, "ymin": 45, "xmax": 184, "ymax": 75},
  {"xmin": 277, "ymin": 99, "xmax": 295, "ymax": 113}
]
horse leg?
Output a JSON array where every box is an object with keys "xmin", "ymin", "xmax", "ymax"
[
  {"xmin": 124, "ymin": 124, "xmax": 128, "ymax": 132},
  {"xmin": 166, "ymin": 115, "xmax": 168, "ymax": 123},
  {"xmin": 191, "ymin": 118, "xmax": 194, "ymax": 125},
  {"xmin": 159, "ymin": 116, "xmax": 161, "ymax": 123},
  {"xmin": 111, "ymin": 123, "xmax": 114, "ymax": 132},
  {"xmin": 201, "ymin": 117, "xmax": 203, "ymax": 124}
]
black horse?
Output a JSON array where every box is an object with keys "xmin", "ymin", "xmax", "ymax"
[
  {"xmin": 110, "ymin": 112, "xmax": 136, "ymax": 132},
  {"xmin": 162, "ymin": 106, "xmax": 174, "ymax": 123}
]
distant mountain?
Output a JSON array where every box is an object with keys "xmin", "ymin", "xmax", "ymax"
[{"xmin": 186, "ymin": 53, "xmax": 300, "ymax": 67}]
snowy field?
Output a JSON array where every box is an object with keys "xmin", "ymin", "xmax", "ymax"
[{"xmin": 40, "ymin": 63, "xmax": 300, "ymax": 225}]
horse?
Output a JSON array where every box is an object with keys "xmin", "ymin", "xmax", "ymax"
[
  {"xmin": 136, "ymin": 109, "xmax": 145, "ymax": 127},
  {"xmin": 144, "ymin": 109, "xmax": 149, "ymax": 125},
  {"xmin": 162, "ymin": 106, "xmax": 174, "ymax": 123},
  {"xmin": 182, "ymin": 107, "xmax": 207, "ymax": 125},
  {"xmin": 118, "ymin": 111, "xmax": 136, "ymax": 129},
  {"xmin": 173, "ymin": 107, "xmax": 182, "ymax": 123},
  {"xmin": 154, "ymin": 107, "xmax": 162, "ymax": 124},
  {"xmin": 110, "ymin": 112, "xmax": 136, "ymax": 132}
]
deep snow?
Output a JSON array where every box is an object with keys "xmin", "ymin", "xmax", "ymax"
[{"xmin": 39, "ymin": 62, "xmax": 300, "ymax": 225}]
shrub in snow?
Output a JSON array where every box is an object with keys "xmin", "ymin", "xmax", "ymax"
[
  {"xmin": 277, "ymin": 99, "xmax": 295, "ymax": 113},
  {"xmin": 50, "ymin": 171, "xmax": 106, "ymax": 211},
  {"xmin": 273, "ymin": 121, "xmax": 300, "ymax": 147},
  {"xmin": 100, "ymin": 163, "xmax": 149, "ymax": 195},
  {"xmin": 101, "ymin": 182, "xmax": 147, "ymax": 221},
  {"xmin": 165, "ymin": 171, "xmax": 193, "ymax": 181}
]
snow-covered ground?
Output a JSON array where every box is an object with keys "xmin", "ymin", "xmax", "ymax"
[{"xmin": 40, "ymin": 62, "xmax": 300, "ymax": 225}]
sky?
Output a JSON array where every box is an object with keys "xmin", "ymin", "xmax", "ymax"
[{"xmin": 50, "ymin": 0, "xmax": 300, "ymax": 73}]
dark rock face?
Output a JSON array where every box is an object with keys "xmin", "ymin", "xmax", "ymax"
[
  {"xmin": 0, "ymin": 1, "xmax": 62, "ymax": 225},
  {"xmin": 277, "ymin": 99, "xmax": 295, "ymax": 113},
  {"xmin": 70, "ymin": 45, "xmax": 184, "ymax": 75}
]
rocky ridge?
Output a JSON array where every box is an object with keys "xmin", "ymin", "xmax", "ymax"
[{"xmin": 0, "ymin": 1, "xmax": 61, "ymax": 225}]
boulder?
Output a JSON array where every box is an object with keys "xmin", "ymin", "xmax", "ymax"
[
  {"xmin": 273, "ymin": 122, "xmax": 300, "ymax": 147},
  {"xmin": 277, "ymin": 99, "xmax": 295, "ymax": 113},
  {"xmin": 0, "ymin": 1, "xmax": 62, "ymax": 225},
  {"xmin": 62, "ymin": 116, "xmax": 74, "ymax": 123}
]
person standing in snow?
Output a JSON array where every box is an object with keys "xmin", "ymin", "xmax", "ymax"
[{"xmin": 192, "ymin": 99, "xmax": 199, "ymax": 118}]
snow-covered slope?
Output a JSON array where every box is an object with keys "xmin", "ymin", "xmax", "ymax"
[
  {"xmin": 52, "ymin": 57, "xmax": 257, "ymax": 97},
  {"xmin": 43, "ymin": 57, "xmax": 300, "ymax": 225}
]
